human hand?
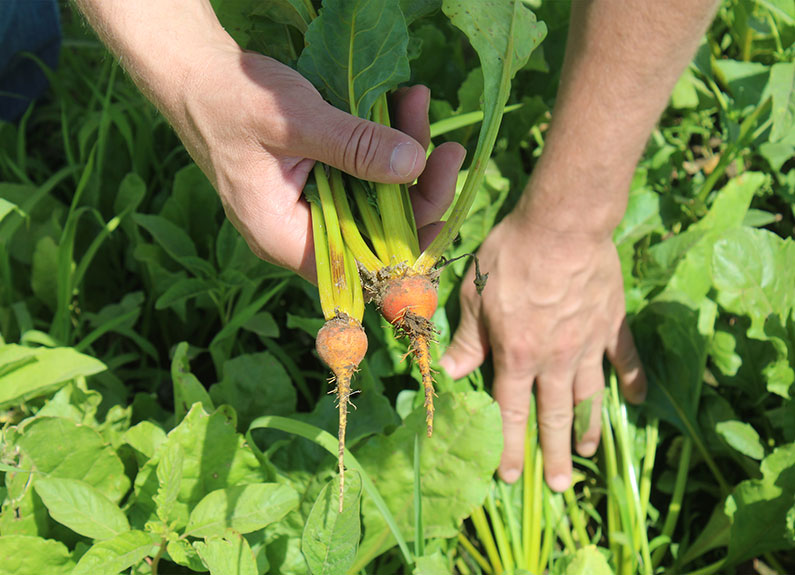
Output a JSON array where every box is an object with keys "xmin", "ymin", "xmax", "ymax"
[
  {"xmin": 165, "ymin": 43, "xmax": 464, "ymax": 280},
  {"xmin": 439, "ymin": 210, "xmax": 646, "ymax": 491}
]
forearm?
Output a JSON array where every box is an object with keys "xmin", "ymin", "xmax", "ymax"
[
  {"xmin": 72, "ymin": 0, "xmax": 236, "ymax": 123},
  {"xmin": 518, "ymin": 0, "xmax": 720, "ymax": 236}
]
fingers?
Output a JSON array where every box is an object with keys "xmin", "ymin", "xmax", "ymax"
[
  {"xmin": 391, "ymin": 85, "xmax": 431, "ymax": 150},
  {"xmin": 492, "ymin": 367, "xmax": 534, "ymax": 484},
  {"xmin": 296, "ymin": 98, "xmax": 426, "ymax": 184},
  {"xmin": 439, "ymin": 284, "xmax": 489, "ymax": 380},
  {"xmin": 535, "ymin": 370, "xmax": 575, "ymax": 492},
  {"xmin": 607, "ymin": 317, "xmax": 647, "ymax": 404},
  {"xmin": 572, "ymin": 360, "xmax": 605, "ymax": 457},
  {"xmin": 411, "ymin": 142, "xmax": 466, "ymax": 228}
]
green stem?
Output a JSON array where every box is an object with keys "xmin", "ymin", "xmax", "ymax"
[
  {"xmin": 682, "ymin": 558, "xmax": 726, "ymax": 575},
  {"xmin": 601, "ymin": 402, "xmax": 624, "ymax": 575},
  {"xmin": 563, "ymin": 487, "xmax": 590, "ymax": 548},
  {"xmin": 486, "ymin": 489, "xmax": 515, "ymax": 573},
  {"xmin": 640, "ymin": 417, "xmax": 659, "ymax": 521},
  {"xmin": 414, "ymin": 2, "xmax": 520, "ymax": 273},
  {"xmin": 538, "ymin": 489, "xmax": 555, "ymax": 574},
  {"xmin": 498, "ymin": 480, "xmax": 524, "ymax": 568},
  {"xmin": 310, "ymin": 200, "xmax": 335, "ymax": 320},
  {"xmin": 330, "ymin": 169, "xmax": 384, "ymax": 272},
  {"xmin": 350, "ymin": 179, "xmax": 390, "ymax": 264},
  {"xmin": 652, "ymin": 438, "xmax": 692, "ymax": 568},
  {"xmin": 150, "ymin": 538, "xmax": 167, "ymax": 575},
  {"xmin": 471, "ymin": 506, "xmax": 504, "ymax": 575},
  {"xmin": 457, "ymin": 534, "xmax": 493, "ymax": 575},
  {"xmin": 429, "ymin": 103, "xmax": 523, "ymax": 139}
]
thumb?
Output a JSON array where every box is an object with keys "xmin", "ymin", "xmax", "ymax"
[
  {"xmin": 298, "ymin": 99, "xmax": 426, "ymax": 184},
  {"xmin": 440, "ymin": 294, "xmax": 490, "ymax": 380}
]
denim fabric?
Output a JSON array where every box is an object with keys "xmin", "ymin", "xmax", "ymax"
[{"xmin": 0, "ymin": 0, "xmax": 62, "ymax": 122}]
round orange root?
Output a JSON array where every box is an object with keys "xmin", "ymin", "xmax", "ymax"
[
  {"xmin": 380, "ymin": 275, "xmax": 437, "ymax": 325},
  {"xmin": 315, "ymin": 314, "xmax": 367, "ymax": 512}
]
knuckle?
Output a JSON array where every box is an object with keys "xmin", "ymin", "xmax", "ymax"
[
  {"xmin": 342, "ymin": 121, "xmax": 381, "ymax": 176},
  {"xmin": 500, "ymin": 403, "xmax": 529, "ymax": 429},
  {"xmin": 537, "ymin": 407, "xmax": 573, "ymax": 433},
  {"xmin": 499, "ymin": 337, "xmax": 534, "ymax": 372}
]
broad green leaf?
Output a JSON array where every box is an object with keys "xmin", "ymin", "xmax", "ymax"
[
  {"xmin": 72, "ymin": 530, "xmax": 158, "ymax": 575},
  {"xmin": 163, "ymin": 164, "xmax": 221, "ymax": 253},
  {"xmin": 255, "ymin": 0, "xmax": 312, "ymax": 32},
  {"xmin": 155, "ymin": 442, "xmax": 184, "ymax": 524},
  {"xmin": 122, "ymin": 421, "xmax": 167, "ymax": 465},
  {"xmin": 0, "ymin": 197, "xmax": 22, "ymax": 224},
  {"xmin": 185, "ymin": 483, "xmax": 298, "ymax": 537},
  {"xmin": 286, "ymin": 312, "xmax": 325, "ymax": 338},
  {"xmin": 550, "ymin": 545, "xmax": 613, "ymax": 575},
  {"xmin": 0, "ymin": 454, "xmax": 48, "ymax": 537},
  {"xmin": 725, "ymin": 443, "xmax": 795, "ymax": 564},
  {"xmin": 167, "ymin": 538, "xmax": 208, "ymax": 572},
  {"xmin": 769, "ymin": 61, "xmax": 795, "ymax": 142},
  {"xmin": 155, "ymin": 278, "xmax": 215, "ymax": 310},
  {"xmin": 443, "ymin": 0, "xmax": 546, "ymax": 119},
  {"xmin": 0, "ymin": 535, "xmax": 74, "ymax": 575},
  {"xmin": 194, "ymin": 530, "xmax": 258, "ymax": 575},
  {"xmin": 400, "ymin": 0, "xmax": 441, "ymax": 23},
  {"xmin": 713, "ymin": 59, "xmax": 770, "ymax": 111},
  {"xmin": 712, "ymin": 227, "xmax": 795, "ymax": 338},
  {"xmin": 670, "ymin": 66, "xmax": 700, "ymax": 109},
  {"xmin": 356, "ymin": 391, "xmax": 502, "ymax": 558},
  {"xmin": 171, "ymin": 342, "xmax": 214, "ymax": 422},
  {"xmin": 716, "ymin": 420, "xmax": 765, "ymax": 460},
  {"xmin": 33, "ymin": 477, "xmax": 129, "ymax": 540},
  {"xmin": 679, "ymin": 500, "xmax": 731, "ymax": 566},
  {"xmin": 129, "ymin": 404, "xmax": 269, "ymax": 530},
  {"xmin": 15, "ymin": 417, "xmax": 129, "ymax": 503},
  {"xmin": 302, "ymin": 472, "xmax": 362, "ymax": 575},
  {"xmin": 297, "ymin": 0, "xmax": 410, "ymax": 118},
  {"xmin": 113, "ymin": 172, "xmax": 146, "ymax": 218},
  {"xmin": 613, "ymin": 188, "xmax": 663, "ymax": 247},
  {"xmin": 0, "ymin": 346, "xmax": 106, "ymax": 409},
  {"xmin": 209, "ymin": 352, "xmax": 297, "ymax": 431}
]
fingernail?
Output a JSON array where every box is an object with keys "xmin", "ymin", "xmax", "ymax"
[
  {"xmin": 547, "ymin": 474, "xmax": 571, "ymax": 492},
  {"xmin": 390, "ymin": 142, "xmax": 418, "ymax": 178},
  {"xmin": 501, "ymin": 467, "xmax": 522, "ymax": 484},
  {"xmin": 579, "ymin": 441, "xmax": 598, "ymax": 457}
]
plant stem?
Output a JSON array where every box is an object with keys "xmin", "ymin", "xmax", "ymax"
[
  {"xmin": 350, "ymin": 179, "xmax": 390, "ymax": 264},
  {"xmin": 682, "ymin": 558, "xmax": 726, "ymax": 575},
  {"xmin": 652, "ymin": 437, "xmax": 692, "ymax": 568},
  {"xmin": 538, "ymin": 488, "xmax": 555, "ymax": 574},
  {"xmin": 457, "ymin": 534, "xmax": 493, "ymax": 575},
  {"xmin": 486, "ymin": 489, "xmax": 515, "ymax": 573},
  {"xmin": 429, "ymin": 103, "xmax": 524, "ymax": 138},
  {"xmin": 150, "ymin": 538, "xmax": 167, "ymax": 575},
  {"xmin": 310, "ymin": 200, "xmax": 335, "ymax": 320},
  {"xmin": 471, "ymin": 506, "xmax": 504, "ymax": 575},
  {"xmin": 640, "ymin": 417, "xmax": 659, "ymax": 521},
  {"xmin": 601, "ymin": 402, "xmax": 625, "ymax": 575},
  {"xmin": 498, "ymin": 480, "xmax": 524, "ymax": 568},
  {"xmin": 563, "ymin": 487, "xmax": 590, "ymax": 548},
  {"xmin": 414, "ymin": 1, "xmax": 520, "ymax": 274},
  {"xmin": 330, "ymin": 169, "xmax": 384, "ymax": 271}
]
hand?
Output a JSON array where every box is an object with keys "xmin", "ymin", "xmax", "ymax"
[
  {"xmin": 167, "ymin": 43, "xmax": 464, "ymax": 280},
  {"xmin": 439, "ymin": 209, "xmax": 646, "ymax": 491}
]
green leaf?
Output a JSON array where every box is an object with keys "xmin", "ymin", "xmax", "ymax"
[
  {"xmin": 413, "ymin": 550, "xmax": 450, "ymax": 575},
  {"xmin": 72, "ymin": 530, "xmax": 158, "ymax": 575},
  {"xmin": 129, "ymin": 405, "xmax": 270, "ymax": 530},
  {"xmin": 713, "ymin": 59, "xmax": 770, "ymax": 111},
  {"xmin": 15, "ymin": 417, "xmax": 129, "ymax": 503},
  {"xmin": 171, "ymin": 342, "xmax": 215, "ymax": 423},
  {"xmin": 297, "ymin": 0, "xmax": 410, "ymax": 118},
  {"xmin": 725, "ymin": 443, "xmax": 795, "ymax": 564},
  {"xmin": 33, "ymin": 477, "xmax": 129, "ymax": 540},
  {"xmin": 356, "ymin": 392, "xmax": 502, "ymax": 559},
  {"xmin": 155, "ymin": 278, "xmax": 215, "ymax": 310},
  {"xmin": 255, "ymin": 0, "xmax": 312, "ymax": 32},
  {"xmin": 0, "ymin": 345, "xmax": 106, "ymax": 409},
  {"xmin": 155, "ymin": 442, "xmax": 184, "ymax": 524},
  {"xmin": 0, "ymin": 197, "xmax": 23, "ymax": 224},
  {"xmin": 167, "ymin": 538, "xmax": 208, "ymax": 572},
  {"xmin": 184, "ymin": 483, "xmax": 298, "ymax": 537},
  {"xmin": 0, "ymin": 535, "xmax": 74, "ymax": 575},
  {"xmin": 122, "ymin": 421, "xmax": 167, "ymax": 465},
  {"xmin": 302, "ymin": 472, "xmax": 362, "ymax": 575},
  {"xmin": 194, "ymin": 530, "xmax": 258, "ymax": 575},
  {"xmin": 400, "ymin": 0, "xmax": 441, "ymax": 23},
  {"xmin": 716, "ymin": 420, "xmax": 765, "ymax": 460},
  {"xmin": 31, "ymin": 236, "xmax": 59, "ymax": 311},
  {"xmin": 769, "ymin": 61, "xmax": 795, "ymax": 143},
  {"xmin": 443, "ymin": 0, "xmax": 546, "ymax": 118},
  {"xmin": 550, "ymin": 545, "xmax": 613, "ymax": 575},
  {"xmin": 133, "ymin": 213, "xmax": 205, "ymax": 277},
  {"xmin": 209, "ymin": 352, "xmax": 297, "ymax": 431}
]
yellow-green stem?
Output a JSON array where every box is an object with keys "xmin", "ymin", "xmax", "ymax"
[
  {"xmin": 457, "ymin": 534, "xmax": 493, "ymax": 575},
  {"xmin": 350, "ymin": 179, "xmax": 390, "ymax": 264},
  {"xmin": 486, "ymin": 489, "xmax": 514, "ymax": 573},
  {"xmin": 310, "ymin": 201, "xmax": 335, "ymax": 320},
  {"xmin": 314, "ymin": 164, "xmax": 354, "ymax": 316},
  {"xmin": 344, "ymin": 244, "xmax": 365, "ymax": 321},
  {"xmin": 471, "ymin": 506, "xmax": 504, "ymax": 575},
  {"xmin": 330, "ymin": 169, "xmax": 385, "ymax": 272}
]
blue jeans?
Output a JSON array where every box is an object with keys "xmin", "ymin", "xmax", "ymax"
[{"xmin": 0, "ymin": 0, "xmax": 61, "ymax": 122}]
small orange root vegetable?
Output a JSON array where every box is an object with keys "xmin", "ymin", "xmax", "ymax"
[
  {"xmin": 315, "ymin": 313, "xmax": 368, "ymax": 512},
  {"xmin": 379, "ymin": 274, "xmax": 438, "ymax": 437}
]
